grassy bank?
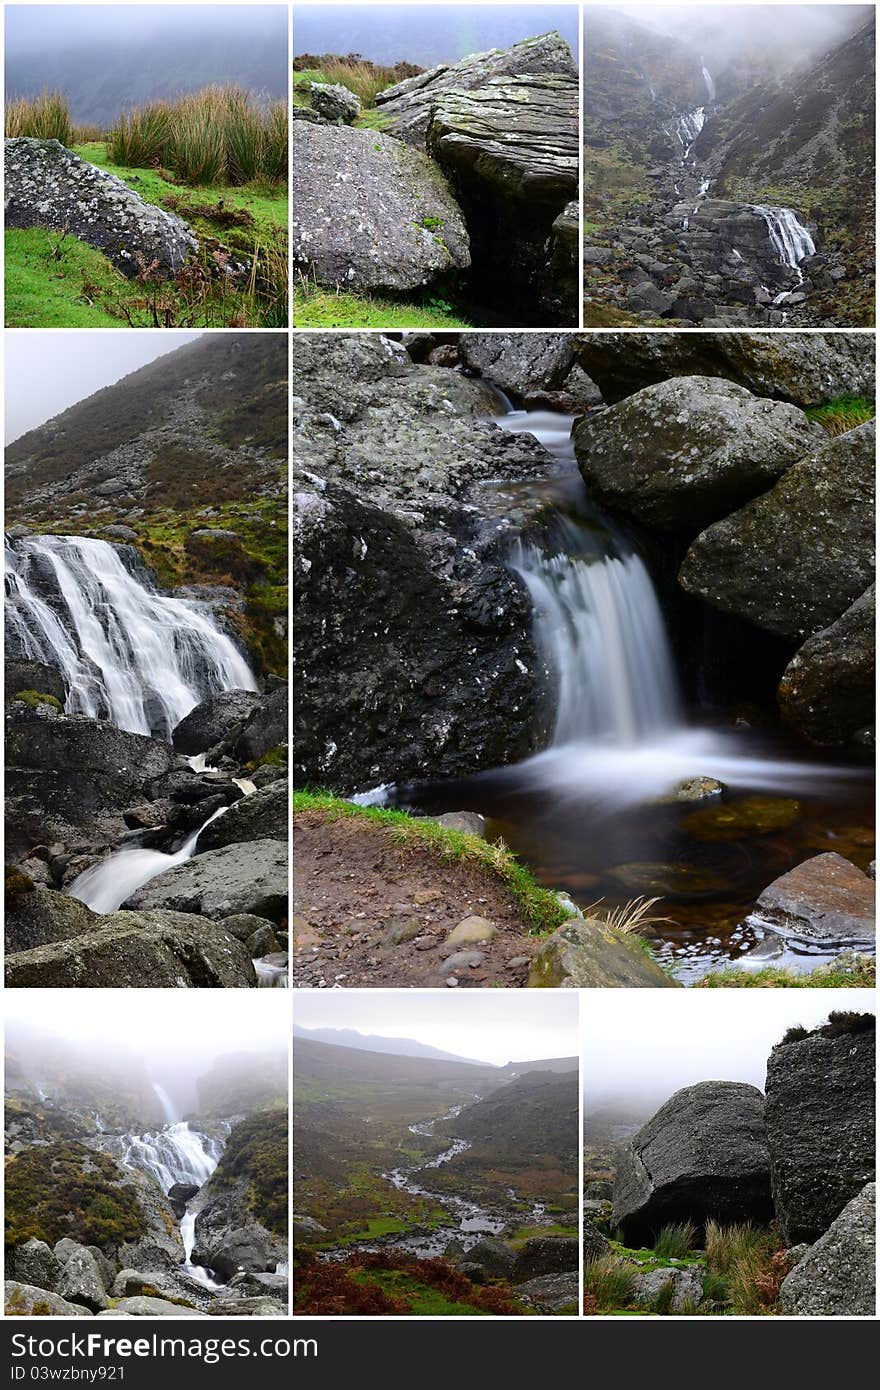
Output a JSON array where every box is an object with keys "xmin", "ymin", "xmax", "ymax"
[
  {"xmin": 293, "ymin": 278, "xmax": 471, "ymax": 328},
  {"xmin": 696, "ymin": 955, "xmax": 875, "ymax": 989}
]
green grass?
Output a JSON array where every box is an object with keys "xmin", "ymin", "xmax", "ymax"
[
  {"xmin": 696, "ymin": 955, "xmax": 875, "ymax": 988},
  {"xmin": 350, "ymin": 1269, "xmax": 496, "ymax": 1315},
  {"xmin": 509, "ymin": 1224, "xmax": 577, "ymax": 1245},
  {"xmin": 805, "ymin": 395, "xmax": 875, "ymax": 436},
  {"xmin": 652, "ymin": 1222, "xmax": 696, "ymax": 1260},
  {"xmin": 293, "ymin": 278, "xmax": 471, "ymax": 328},
  {"xmin": 5, "ymin": 228, "xmax": 131, "ymax": 327},
  {"xmin": 294, "ymin": 790, "xmax": 572, "ymax": 935}
]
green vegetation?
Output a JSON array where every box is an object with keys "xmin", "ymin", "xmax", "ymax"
[
  {"xmin": 5, "ymin": 1142, "xmax": 147, "ymax": 1250},
  {"xmin": 294, "ymin": 790, "xmax": 571, "ymax": 935},
  {"xmin": 293, "ymin": 276, "xmax": 471, "ymax": 328},
  {"xmin": 696, "ymin": 955, "xmax": 875, "ymax": 989},
  {"xmin": 210, "ymin": 1107, "xmax": 287, "ymax": 1237},
  {"xmin": 350, "ymin": 1268, "xmax": 495, "ymax": 1315},
  {"xmin": 5, "ymin": 228, "xmax": 130, "ymax": 328},
  {"xmin": 10, "ymin": 689, "xmax": 62, "ymax": 711},
  {"xmin": 6, "ymin": 91, "xmax": 74, "ymax": 143},
  {"xmin": 652, "ymin": 1221, "xmax": 696, "ymax": 1260},
  {"xmin": 805, "ymin": 395, "xmax": 875, "ymax": 436},
  {"xmin": 108, "ymin": 86, "xmax": 286, "ymax": 186},
  {"xmin": 293, "ymin": 52, "xmax": 422, "ymax": 108}
]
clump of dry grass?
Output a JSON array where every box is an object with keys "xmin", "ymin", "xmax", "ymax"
[
  {"xmin": 109, "ymin": 86, "xmax": 287, "ymax": 186},
  {"xmin": 583, "ymin": 895, "xmax": 673, "ymax": 936},
  {"xmin": 6, "ymin": 91, "xmax": 72, "ymax": 143}
]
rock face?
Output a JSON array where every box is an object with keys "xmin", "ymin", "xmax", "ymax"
[
  {"xmin": 5, "ymin": 137, "xmax": 197, "ymax": 276},
  {"xmin": 764, "ymin": 1019, "xmax": 875, "ymax": 1245},
  {"xmin": 124, "ymin": 840, "xmax": 287, "ymax": 923},
  {"xmin": 4, "ymin": 910, "xmax": 256, "ymax": 988},
  {"xmin": 612, "ymin": 1081, "xmax": 772, "ymax": 1244},
  {"xmin": 778, "ymin": 587, "xmax": 875, "ymax": 746},
  {"xmin": 572, "ymin": 332, "xmax": 876, "ymax": 407},
  {"xmin": 196, "ymin": 781, "xmax": 287, "ymax": 852},
  {"xmin": 459, "ymin": 333, "xmax": 601, "ymax": 409},
  {"xmin": 527, "ymin": 918, "xmax": 680, "ymax": 989},
  {"xmin": 779, "ymin": 1183, "xmax": 876, "ymax": 1317},
  {"xmin": 573, "ymin": 376, "xmax": 822, "ymax": 531},
  {"xmin": 748, "ymin": 853, "xmax": 875, "ymax": 946},
  {"xmin": 293, "ymin": 332, "xmax": 555, "ymax": 791},
  {"xmin": 171, "ymin": 690, "xmax": 264, "ymax": 755},
  {"xmin": 679, "ymin": 421, "xmax": 875, "ymax": 639},
  {"xmin": 291, "ymin": 123, "xmax": 469, "ymax": 295}
]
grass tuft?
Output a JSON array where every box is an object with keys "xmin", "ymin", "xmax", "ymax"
[
  {"xmin": 653, "ymin": 1221, "xmax": 696, "ymax": 1260},
  {"xmin": 583, "ymin": 1256, "xmax": 636, "ymax": 1311},
  {"xmin": 805, "ymin": 396, "xmax": 875, "ymax": 436},
  {"xmin": 6, "ymin": 91, "xmax": 72, "ymax": 143},
  {"xmin": 695, "ymin": 955, "xmax": 875, "ymax": 988}
]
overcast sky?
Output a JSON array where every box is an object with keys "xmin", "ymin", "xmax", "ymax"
[
  {"xmin": 5, "ymin": 988, "xmax": 289, "ymax": 1076},
  {"xmin": 294, "ymin": 993, "xmax": 579, "ymax": 1066},
  {"xmin": 582, "ymin": 989, "xmax": 875, "ymax": 1109},
  {"xmin": 606, "ymin": 4, "xmax": 868, "ymax": 63},
  {"xmin": 4, "ymin": 331, "xmax": 204, "ymax": 443},
  {"xmin": 5, "ymin": 4, "xmax": 287, "ymax": 53}
]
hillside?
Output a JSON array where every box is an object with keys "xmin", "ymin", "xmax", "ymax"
[{"xmin": 293, "ymin": 1026, "xmax": 487, "ymax": 1066}]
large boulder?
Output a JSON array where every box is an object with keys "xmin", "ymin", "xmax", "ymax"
[
  {"xmin": 779, "ymin": 1183, "xmax": 876, "ymax": 1317},
  {"xmin": 778, "ymin": 587, "xmax": 875, "ymax": 746},
  {"xmin": 527, "ymin": 918, "xmax": 681, "ymax": 989},
  {"xmin": 612, "ymin": 1081, "xmax": 772, "ymax": 1245},
  {"xmin": 573, "ymin": 377, "xmax": 822, "ymax": 531},
  {"xmin": 171, "ymin": 690, "xmax": 263, "ymax": 756},
  {"xmin": 4, "ymin": 1281, "xmax": 91, "ymax": 1316},
  {"xmin": 572, "ymin": 332, "xmax": 876, "ymax": 407},
  {"xmin": 514, "ymin": 1271, "xmax": 578, "ymax": 1313},
  {"xmin": 108, "ymin": 1296, "xmax": 204, "ymax": 1317},
  {"xmin": 5, "ymin": 886, "xmax": 99, "ymax": 955},
  {"xmin": 5, "ymin": 137, "xmax": 197, "ymax": 276},
  {"xmin": 679, "ymin": 422, "xmax": 875, "ymax": 640},
  {"xmin": 747, "ymin": 853, "xmax": 875, "ymax": 947},
  {"xmin": 376, "ymin": 32, "xmax": 577, "ymax": 146},
  {"xmin": 9, "ymin": 1239, "xmax": 63, "ymax": 1292},
  {"xmin": 191, "ymin": 1223, "xmax": 278, "ymax": 1280},
  {"xmin": 196, "ymin": 781, "xmax": 287, "ymax": 852},
  {"xmin": 461, "ymin": 1237, "xmax": 516, "ymax": 1280},
  {"xmin": 232, "ymin": 686, "xmax": 288, "ymax": 763},
  {"xmin": 124, "ymin": 840, "xmax": 287, "ymax": 922},
  {"xmin": 5, "ymin": 658, "xmax": 67, "ymax": 705},
  {"xmin": 55, "ymin": 1244, "xmax": 111, "ymax": 1313},
  {"xmin": 458, "ymin": 333, "xmax": 600, "ymax": 409},
  {"xmin": 291, "ymin": 123, "xmax": 469, "ymax": 295},
  {"xmin": 764, "ymin": 1017, "xmax": 875, "ymax": 1244},
  {"xmin": 4, "ymin": 909, "xmax": 257, "ymax": 988},
  {"xmin": 305, "ymin": 81, "xmax": 361, "ymax": 125},
  {"xmin": 512, "ymin": 1237, "xmax": 578, "ymax": 1283},
  {"xmin": 631, "ymin": 1266, "xmax": 704, "ymax": 1312}
]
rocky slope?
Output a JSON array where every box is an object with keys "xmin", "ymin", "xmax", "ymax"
[
  {"xmin": 583, "ymin": 9, "xmax": 874, "ymax": 327},
  {"xmin": 293, "ymin": 34, "xmax": 578, "ymax": 325}
]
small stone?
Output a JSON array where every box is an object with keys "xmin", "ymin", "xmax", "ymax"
[
  {"xmin": 446, "ymin": 915, "xmax": 497, "ymax": 946},
  {"xmin": 414, "ymin": 889, "xmax": 443, "ymax": 905},
  {"xmin": 383, "ymin": 919, "xmax": 423, "ymax": 945},
  {"xmin": 434, "ymin": 811, "xmax": 487, "ymax": 837},
  {"xmin": 439, "ymin": 950, "xmax": 486, "ymax": 974},
  {"xmin": 445, "ymin": 976, "xmax": 459, "ymax": 987},
  {"xmin": 506, "ymin": 955, "xmax": 531, "ymax": 969}
]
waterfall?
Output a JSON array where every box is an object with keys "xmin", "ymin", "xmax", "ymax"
[
  {"xmin": 701, "ymin": 65, "xmax": 715, "ymax": 100},
  {"xmin": 124, "ymin": 1121, "xmax": 221, "ymax": 1193},
  {"xmin": 152, "ymin": 1082, "xmax": 178, "ymax": 1125},
  {"xmin": 674, "ymin": 106, "xmax": 705, "ymax": 152},
  {"xmin": 5, "ymin": 534, "xmax": 257, "ymax": 739},
  {"xmin": 751, "ymin": 205, "xmax": 815, "ymax": 269}
]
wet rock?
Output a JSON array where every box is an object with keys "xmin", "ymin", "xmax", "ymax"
[
  {"xmin": 680, "ymin": 422, "xmax": 875, "ymax": 640},
  {"xmin": 528, "ymin": 918, "xmax": 680, "ymax": 989},
  {"xmin": 5, "ymin": 658, "xmax": 67, "ymax": 705},
  {"xmin": 433, "ymin": 811, "xmax": 487, "ymax": 836},
  {"xmin": 196, "ymin": 781, "xmax": 287, "ymax": 851},
  {"xmin": 613, "ymin": 1081, "xmax": 772, "ymax": 1245},
  {"xmin": 512, "ymin": 1236, "xmax": 578, "ymax": 1282},
  {"xmin": 10, "ymin": 1239, "xmax": 63, "ymax": 1292},
  {"xmin": 749, "ymin": 853, "xmax": 874, "ymax": 946},
  {"xmin": 192, "ymin": 1225, "xmax": 276, "ymax": 1279},
  {"xmin": 167, "ymin": 1184, "xmax": 199, "ymax": 1219},
  {"xmin": 446, "ymin": 915, "xmax": 496, "ymax": 946},
  {"xmin": 232, "ymin": 686, "xmax": 288, "ymax": 763},
  {"xmin": 684, "ymin": 795, "xmax": 802, "ymax": 840},
  {"xmin": 655, "ymin": 776, "xmax": 724, "ymax": 804},
  {"xmin": 632, "ymin": 1266, "xmax": 704, "ymax": 1311},
  {"xmin": 515, "ymin": 1270, "xmax": 579, "ymax": 1312},
  {"xmin": 171, "ymin": 690, "xmax": 263, "ymax": 756},
  {"xmin": 4, "ymin": 1281, "xmax": 91, "ymax": 1316},
  {"xmin": 574, "ymin": 376, "xmax": 822, "ymax": 531},
  {"xmin": 765, "ymin": 1018, "xmax": 875, "ymax": 1243},
  {"xmin": 5, "ymin": 909, "xmax": 257, "ymax": 988},
  {"xmin": 5, "ymin": 138, "xmax": 197, "ymax": 276},
  {"xmin": 124, "ymin": 839, "xmax": 287, "ymax": 923},
  {"xmin": 779, "ymin": 1183, "xmax": 875, "ymax": 1316},
  {"xmin": 779, "ymin": 587, "xmax": 875, "ymax": 747},
  {"xmin": 292, "ymin": 123, "xmax": 469, "ymax": 295}
]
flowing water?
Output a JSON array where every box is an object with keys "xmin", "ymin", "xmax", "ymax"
[
  {"xmin": 5, "ymin": 535, "xmax": 257, "ymax": 739},
  {"xmin": 389, "ymin": 409, "xmax": 874, "ymax": 982}
]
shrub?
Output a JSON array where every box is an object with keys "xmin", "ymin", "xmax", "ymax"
[
  {"xmin": 5, "ymin": 1142, "xmax": 147, "ymax": 1250},
  {"xmin": 653, "ymin": 1221, "xmax": 696, "ymax": 1259}
]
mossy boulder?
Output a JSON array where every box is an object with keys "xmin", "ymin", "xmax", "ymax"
[{"xmin": 527, "ymin": 918, "xmax": 680, "ymax": 988}]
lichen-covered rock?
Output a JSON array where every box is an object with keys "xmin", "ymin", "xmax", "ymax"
[
  {"xmin": 572, "ymin": 331, "xmax": 876, "ymax": 407},
  {"xmin": 4, "ymin": 1281, "xmax": 91, "ymax": 1316},
  {"xmin": 515, "ymin": 1271, "xmax": 579, "ymax": 1313},
  {"xmin": 459, "ymin": 332, "xmax": 600, "ymax": 409},
  {"xmin": 305, "ymin": 81, "xmax": 361, "ymax": 125},
  {"xmin": 527, "ymin": 918, "xmax": 680, "ymax": 989},
  {"xmin": 9, "ymin": 1239, "xmax": 63, "ymax": 1293},
  {"xmin": 124, "ymin": 840, "xmax": 287, "ymax": 922},
  {"xmin": 679, "ymin": 421, "xmax": 875, "ymax": 639},
  {"xmin": 779, "ymin": 1183, "xmax": 876, "ymax": 1316},
  {"xmin": 195, "ymin": 781, "xmax": 287, "ymax": 852},
  {"xmin": 631, "ymin": 1265, "xmax": 704, "ymax": 1312},
  {"xmin": 574, "ymin": 376, "xmax": 822, "ymax": 531},
  {"xmin": 55, "ymin": 1244, "xmax": 111, "ymax": 1312},
  {"xmin": 292, "ymin": 123, "xmax": 469, "ymax": 295},
  {"xmin": 512, "ymin": 1237, "xmax": 579, "ymax": 1282},
  {"xmin": 612, "ymin": 1081, "xmax": 772, "ymax": 1245},
  {"xmin": 778, "ymin": 587, "xmax": 875, "ymax": 746},
  {"xmin": 5, "ymin": 137, "xmax": 197, "ymax": 276},
  {"xmin": 4, "ymin": 909, "xmax": 257, "ymax": 988},
  {"xmin": 748, "ymin": 852, "xmax": 875, "ymax": 946},
  {"xmin": 171, "ymin": 689, "xmax": 263, "ymax": 756},
  {"xmin": 5, "ymin": 887, "xmax": 99, "ymax": 956},
  {"xmin": 765, "ymin": 1018, "xmax": 875, "ymax": 1244}
]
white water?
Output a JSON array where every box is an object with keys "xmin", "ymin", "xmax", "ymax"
[
  {"xmin": 752, "ymin": 205, "xmax": 815, "ymax": 269},
  {"xmin": 674, "ymin": 106, "xmax": 705, "ymax": 154},
  {"xmin": 5, "ymin": 534, "xmax": 256, "ymax": 739},
  {"xmin": 702, "ymin": 64, "xmax": 715, "ymax": 100}
]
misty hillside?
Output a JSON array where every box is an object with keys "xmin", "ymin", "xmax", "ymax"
[
  {"xmin": 292, "ymin": 1025, "xmax": 486, "ymax": 1066},
  {"xmin": 442, "ymin": 1068, "xmax": 579, "ymax": 1169},
  {"xmin": 195, "ymin": 1050, "xmax": 289, "ymax": 1119},
  {"xmin": 293, "ymin": 1036, "xmax": 500, "ymax": 1089}
]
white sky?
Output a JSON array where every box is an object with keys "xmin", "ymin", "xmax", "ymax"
[{"xmin": 294, "ymin": 992, "xmax": 579, "ymax": 1066}]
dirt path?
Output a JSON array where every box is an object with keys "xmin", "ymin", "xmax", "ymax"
[{"xmin": 293, "ymin": 812, "xmax": 541, "ymax": 988}]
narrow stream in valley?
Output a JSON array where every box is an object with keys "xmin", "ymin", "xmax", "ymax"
[{"xmin": 387, "ymin": 407, "xmax": 873, "ymax": 982}]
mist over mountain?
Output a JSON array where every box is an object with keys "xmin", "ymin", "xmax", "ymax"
[{"xmin": 293, "ymin": 1024, "xmax": 488, "ymax": 1066}]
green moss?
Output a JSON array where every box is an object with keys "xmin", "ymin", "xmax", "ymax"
[
  {"xmin": 293, "ymin": 790, "xmax": 571, "ymax": 935},
  {"xmin": 5, "ymin": 1141, "xmax": 147, "ymax": 1250},
  {"xmin": 5, "ymin": 866, "xmax": 36, "ymax": 898},
  {"xmin": 249, "ymin": 745, "xmax": 287, "ymax": 770},
  {"xmin": 12, "ymin": 689, "xmax": 62, "ymax": 710},
  {"xmin": 294, "ymin": 279, "xmax": 471, "ymax": 328}
]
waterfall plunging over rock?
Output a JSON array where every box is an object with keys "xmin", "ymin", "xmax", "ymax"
[
  {"xmin": 701, "ymin": 65, "xmax": 716, "ymax": 101},
  {"xmin": 752, "ymin": 205, "xmax": 816, "ymax": 269},
  {"xmin": 5, "ymin": 534, "xmax": 257, "ymax": 739}
]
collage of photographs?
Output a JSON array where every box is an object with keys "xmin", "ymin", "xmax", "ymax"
[{"xmin": 0, "ymin": 0, "xmax": 876, "ymax": 1338}]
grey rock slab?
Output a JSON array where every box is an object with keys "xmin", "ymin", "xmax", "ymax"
[
  {"xmin": 125, "ymin": 839, "xmax": 287, "ymax": 922},
  {"xmin": 779, "ymin": 1183, "xmax": 875, "ymax": 1316}
]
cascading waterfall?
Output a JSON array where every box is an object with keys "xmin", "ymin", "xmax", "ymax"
[
  {"xmin": 674, "ymin": 106, "xmax": 705, "ymax": 154},
  {"xmin": 5, "ymin": 534, "xmax": 257, "ymax": 739},
  {"xmin": 701, "ymin": 64, "xmax": 715, "ymax": 100},
  {"xmin": 751, "ymin": 205, "xmax": 816, "ymax": 302}
]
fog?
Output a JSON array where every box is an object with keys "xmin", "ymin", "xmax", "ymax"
[
  {"xmin": 602, "ymin": 4, "xmax": 870, "ymax": 73},
  {"xmin": 294, "ymin": 3, "xmax": 579, "ymax": 65},
  {"xmin": 5, "ymin": 6, "xmax": 288, "ymax": 124},
  {"xmin": 583, "ymin": 989, "xmax": 875, "ymax": 1115},
  {"xmin": 5, "ymin": 990, "xmax": 289, "ymax": 1116},
  {"xmin": 294, "ymin": 993, "xmax": 579, "ymax": 1066},
  {"xmin": 5, "ymin": 331, "xmax": 204, "ymax": 443}
]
